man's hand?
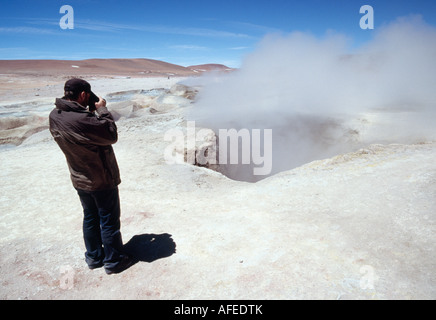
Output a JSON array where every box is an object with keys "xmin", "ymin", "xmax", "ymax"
[{"xmin": 95, "ymin": 97, "xmax": 107, "ymax": 109}]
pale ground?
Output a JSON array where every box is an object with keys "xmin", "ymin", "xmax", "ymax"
[{"xmin": 0, "ymin": 76, "xmax": 435, "ymax": 299}]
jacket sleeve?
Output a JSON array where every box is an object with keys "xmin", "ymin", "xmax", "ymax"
[{"xmin": 81, "ymin": 107, "xmax": 118, "ymax": 146}]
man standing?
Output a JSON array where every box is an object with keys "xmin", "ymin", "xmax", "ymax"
[{"xmin": 49, "ymin": 78, "xmax": 135, "ymax": 275}]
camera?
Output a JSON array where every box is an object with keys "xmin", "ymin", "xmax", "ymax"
[{"xmin": 88, "ymin": 92, "xmax": 100, "ymax": 112}]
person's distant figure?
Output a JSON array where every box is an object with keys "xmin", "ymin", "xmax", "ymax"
[{"xmin": 49, "ymin": 78, "xmax": 135, "ymax": 274}]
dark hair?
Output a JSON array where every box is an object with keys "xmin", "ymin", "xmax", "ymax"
[
  {"xmin": 63, "ymin": 90, "xmax": 81, "ymax": 100},
  {"xmin": 63, "ymin": 78, "xmax": 91, "ymax": 101}
]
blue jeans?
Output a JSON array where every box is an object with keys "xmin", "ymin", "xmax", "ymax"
[{"xmin": 76, "ymin": 187, "xmax": 125, "ymax": 270}]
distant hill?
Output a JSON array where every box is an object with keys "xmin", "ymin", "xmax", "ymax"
[
  {"xmin": 0, "ymin": 58, "xmax": 233, "ymax": 78},
  {"xmin": 188, "ymin": 64, "xmax": 235, "ymax": 73}
]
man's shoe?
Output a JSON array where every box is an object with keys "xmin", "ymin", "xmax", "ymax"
[
  {"xmin": 104, "ymin": 255, "xmax": 136, "ymax": 275},
  {"xmin": 86, "ymin": 257, "xmax": 104, "ymax": 270},
  {"xmin": 88, "ymin": 261, "xmax": 104, "ymax": 270}
]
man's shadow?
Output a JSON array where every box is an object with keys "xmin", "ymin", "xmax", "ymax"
[{"xmin": 123, "ymin": 233, "xmax": 176, "ymax": 263}]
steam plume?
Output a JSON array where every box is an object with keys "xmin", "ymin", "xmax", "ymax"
[{"xmin": 187, "ymin": 15, "xmax": 436, "ymax": 182}]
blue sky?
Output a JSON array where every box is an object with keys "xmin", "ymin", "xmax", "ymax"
[{"xmin": 1, "ymin": 0, "xmax": 435, "ymax": 67}]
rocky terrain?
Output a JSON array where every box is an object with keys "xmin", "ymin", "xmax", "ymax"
[{"xmin": 0, "ymin": 73, "xmax": 435, "ymax": 300}]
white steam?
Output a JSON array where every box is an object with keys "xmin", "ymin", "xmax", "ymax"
[{"xmin": 187, "ymin": 15, "xmax": 436, "ymax": 182}]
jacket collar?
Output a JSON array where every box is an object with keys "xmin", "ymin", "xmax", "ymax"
[{"xmin": 55, "ymin": 98, "xmax": 88, "ymax": 112}]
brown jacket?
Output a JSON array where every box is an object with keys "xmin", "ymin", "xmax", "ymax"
[{"xmin": 49, "ymin": 98, "xmax": 121, "ymax": 191}]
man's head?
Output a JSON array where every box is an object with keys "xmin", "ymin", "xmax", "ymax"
[{"xmin": 63, "ymin": 78, "xmax": 99, "ymax": 108}]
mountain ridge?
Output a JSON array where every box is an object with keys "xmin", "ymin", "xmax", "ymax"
[{"xmin": 0, "ymin": 58, "xmax": 233, "ymax": 77}]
